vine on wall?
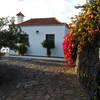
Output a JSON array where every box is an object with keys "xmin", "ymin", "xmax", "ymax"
[{"xmin": 63, "ymin": 0, "xmax": 100, "ymax": 67}]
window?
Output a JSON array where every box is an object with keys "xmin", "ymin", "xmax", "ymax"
[{"xmin": 46, "ymin": 34, "xmax": 55, "ymax": 47}]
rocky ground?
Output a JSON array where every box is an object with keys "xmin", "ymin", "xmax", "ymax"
[{"xmin": 0, "ymin": 57, "xmax": 89, "ymax": 100}]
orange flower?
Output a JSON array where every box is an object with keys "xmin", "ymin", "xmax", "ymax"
[
  {"xmin": 68, "ymin": 23, "xmax": 72, "ymax": 27},
  {"xmin": 72, "ymin": 44, "xmax": 75, "ymax": 48},
  {"xmin": 89, "ymin": 29, "xmax": 95, "ymax": 34},
  {"xmin": 95, "ymin": 29, "xmax": 99, "ymax": 32},
  {"xmin": 77, "ymin": 48, "xmax": 83, "ymax": 54},
  {"xmin": 71, "ymin": 29, "xmax": 74, "ymax": 33},
  {"xmin": 91, "ymin": 14, "xmax": 94, "ymax": 18},
  {"xmin": 74, "ymin": 25, "xmax": 78, "ymax": 29},
  {"xmin": 88, "ymin": 37, "xmax": 92, "ymax": 42},
  {"xmin": 87, "ymin": 26, "xmax": 90, "ymax": 30},
  {"xmin": 80, "ymin": 41, "xmax": 86, "ymax": 46},
  {"xmin": 65, "ymin": 37, "xmax": 68, "ymax": 39},
  {"xmin": 70, "ymin": 17, "xmax": 74, "ymax": 19}
]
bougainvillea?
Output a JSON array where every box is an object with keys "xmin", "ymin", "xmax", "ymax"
[
  {"xmin": 70, "ymin": 0, "xmax": 100, "ymax": 54},
  {"xmin": 62, "ymin": 30, "xmax": 75, "ymax": 67},
  {"xmin": 63, "ymin": 0, "xmax": 100, "ymax": 67},
  {"xmin": 62, "ymin": 33, "xmax": 72, "ymax": 67}
]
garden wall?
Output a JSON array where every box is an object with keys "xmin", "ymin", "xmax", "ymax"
[{"xmin": 76, "ymin": 35, "xmax": 100, "ymax": 91}]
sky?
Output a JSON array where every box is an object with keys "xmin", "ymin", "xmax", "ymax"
[{"xmin": 0, "ymin": 0, "xmax": 86, "ymax": 23}]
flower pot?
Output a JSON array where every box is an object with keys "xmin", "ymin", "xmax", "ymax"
[
  {"xmin": 47, "ymin": 54, "xmax": 51, "ymax": 57},
  {"xmin": 21, "ymin": 54, "xmax": 24, "ymax": 56}
]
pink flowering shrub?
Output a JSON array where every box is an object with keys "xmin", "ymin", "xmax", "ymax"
[{"xmin": 62, "ymin": 32, "xmax": 73, "ymax": 67}]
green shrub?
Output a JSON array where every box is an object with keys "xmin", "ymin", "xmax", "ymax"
[
  {"xmin": 41, "ymin": 40, "xmax": 54, "ymax": 49},
  {"xmin": 17, "ymin": 43, "xmax": 27, "ymax": 55},
  {"xmin": 41, "ymin": 40, "xmax": 55, "ymax": 55},
  {"xmin": 0, "ymin": 52, "xmax": 5, "ymax": 57}
]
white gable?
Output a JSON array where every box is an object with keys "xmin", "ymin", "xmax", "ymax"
[{"xmin": 21, "ymin": 24, "xmax": 69, "ymax": 57}]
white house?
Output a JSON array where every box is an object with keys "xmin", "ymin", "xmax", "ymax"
[{"xmin": 15, "ymin": 12, "xmax": 70, "ymax": 57}]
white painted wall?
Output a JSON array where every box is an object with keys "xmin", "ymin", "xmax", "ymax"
[
  {"xmin": 21, "ymin": 25, "xmax": 70, "ymax": 57},
  {"xmin": 17, "ymin": 16, "xmax": 24, "ymax": 24},
  {"xmin": 65, "ymin": 26, "xmax": 70, "ymax": 35}
]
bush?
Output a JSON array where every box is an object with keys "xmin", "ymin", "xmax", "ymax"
[
  {"xmin": 17, "ymin": 43, "xmax": 27, "ymax": 55},
  {"xmin": 41, "ymin": 40, "xmax": 55, "ymax": 55},
  {"xmin": 41, "ymin": 40, "xmax": 54, "ymax": 49},
  {"xmin": 63, "ymin": 0, "xmax": 100, "ymax": 67},
  {"xmin": 62, "ymin": 32, "xmax": 74, "ymax": 67},
  {"xmin": 0, "ymin": 52, "xmax": 5, "ymax": 57}
]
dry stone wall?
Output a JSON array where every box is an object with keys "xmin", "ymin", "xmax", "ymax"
[{"xmin": 76, "ymin": 35, "xmax": 100, "ymax": 91}]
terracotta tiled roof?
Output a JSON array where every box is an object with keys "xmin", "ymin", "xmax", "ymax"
[
  {"xmin": 16, "ymin": 18, "xmax": 67, "ymax": 26},
  {"xmin": 16, "ymin": 12, "xmax": 25, "ymax": 17}
]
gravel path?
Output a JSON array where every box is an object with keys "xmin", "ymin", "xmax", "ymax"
[{"xmin": 0, "ymin": 57, "xmax": 89, "ymax": 100}]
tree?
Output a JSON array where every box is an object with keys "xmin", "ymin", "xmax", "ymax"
[
  {"xmin": 63, "ymin": 0, "xmax": 100, "ymax": 67},
  {"xmin": 0, "ymin": 17, "xmax": 29, "ymax": 52},
  {"xmin": 70, "ymin": 0, "xmax": 100, "ymax": 54},
  {"xmin": 0, "ymin": 17, "xmax": 9, "ymax": 31}
]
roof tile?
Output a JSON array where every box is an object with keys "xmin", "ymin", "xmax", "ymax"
[
  {"xmin": 16, "ymin": 18, "xmax": 65, "ymax": 26},
  {"xmin": 16, "ymin": 12, "xmax": 25, "ymax": 17}
]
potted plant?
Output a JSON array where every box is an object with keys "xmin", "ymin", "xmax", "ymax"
[
  {"xmin": 0, "ymin": 52, "xmax": 5, "ymax": 58},
  {"xmin": 41, "ymin": 40, "xmax": 55, "ymax": 57},
  {"xmin": 17, "ymin": 43, "xmax": 27, "ymax": 56}
]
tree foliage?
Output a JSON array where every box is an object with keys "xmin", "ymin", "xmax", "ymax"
[
  {"xmin": 70, "ymin": 0, "xmax": 100, "ymax": 54},
  {"xmin": 63, "ymin": 0, "xmax": 100, "ymax": 67},
  {"xmin": 0, "ymin": 17, "xmax": 29, "ymax": 51}
]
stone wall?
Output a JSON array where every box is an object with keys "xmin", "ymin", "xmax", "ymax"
[{"xmin": 76, "ymin": 35, "xmax": 100, "ymax": 92}]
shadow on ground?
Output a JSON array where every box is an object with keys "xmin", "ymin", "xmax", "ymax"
[{"xmin": 0, "ymin": 57, "xmax": 88, "ymax": 100}]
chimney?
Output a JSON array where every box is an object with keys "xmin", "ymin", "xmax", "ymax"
[{"xmin": 16, "ymin": 12, "xmax": 24, "ymax": 24}]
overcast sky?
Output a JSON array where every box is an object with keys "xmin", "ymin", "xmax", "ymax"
[{"xmin": 0, "ymin": 0, "xmax": 86, "ymax": 23}]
